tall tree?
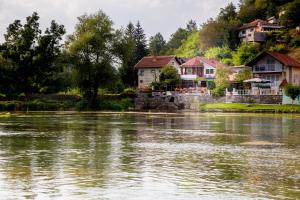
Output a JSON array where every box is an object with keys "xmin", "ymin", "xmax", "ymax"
[
  {"xmin": 1, "ymin": 12, "xmax": 65, "ymax": 97},
  {"xmin": 218, "ymin": 2, "xmax": 237, "ymax": 21},
  {"xmin": 149, "ymin": 32, "xmax": 166, "ymax": 55},
  {"xmin": 134, "ymin": 21, "xmax": 148, "ymax": 63},
  {"xmin": 164, "ymin": 28, "xmax": 189, "ymax": 54},
  {"xmin": 66, "ymin": 10, "xmax": 116, "ymax": 107},
  {"xmin": 186, "ymin": 20, "xmax": 197, "ymax": 32},
  {"xmin": 279, "ymin": 0, "xmax": 300, "ymax": 28},
  {"xmin": 116, "ymin": 22, "xmax": 138, "ymax": 87}
]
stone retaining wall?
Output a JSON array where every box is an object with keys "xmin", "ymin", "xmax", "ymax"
[
  {"xmin": 226, "ymin": 95, "xmax": 282, "ymax": 104},
  {"xmin": 135, "ymin": 93, "xmax": 283, "ymax": 111}
]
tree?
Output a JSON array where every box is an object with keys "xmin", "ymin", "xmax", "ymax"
[
  {"xmin": 164, "ymin": 28, "xmax": 189, "ymax": 54},
  {"xmin": 279, "ymin": 0, "xmax": 300, "ymax": 28},
  {"xmin": 1, "ymin": 12, "xmax": 65, "ymax": 97},
  {"xmin": 116, "ymin": 22, "xmax": 137, "ymax": 87},
  {"xmin": 159, "ymin": 65, "xmax": 180, "ymax": 90},
  {"xmin": 175, "ymin": 31, "xmax": 201, "ymax": 57},
  {"xmin": 218, "ymin": 2, "xmax": 237, "ymax": 21},
  {"xmin": 234, "ymin": 69, "xmax": 252, "ymax": 85},
  {"xmin": 285, "ymin": 84, "xmax": 300, "ymax": 105},
  {"xmin": 186, "ymin": 20, "xmax": 197, "ymax": 32},
  {"xmin": 212, "ymin": 67, "xmax": 230, "ymax": 96},
  {"xmin": 232, "ymin": 43, "xmax": 260, "ymax": 65},
  {"xmin": 204, "ymin": 46, "xmax": 233, "ymax": 63},
  {"xmin": 66, "ymin": 10, "xmax": 116, "ymax": 108},
  {"xmin": 134, "ymin": 21, "xmax": 148, "ymax": 63},
  {"xmin": 149, "ymin": 32, "xmax": 166, "ymax": 55},
  {"xmin": 199, "ymin": 19, "xmax": 239, "ymax": 51}
]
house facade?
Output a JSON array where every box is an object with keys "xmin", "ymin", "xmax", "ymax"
[
  {"xmin": 180, "ymin": 56, "xmax": 222, "ymax": 88},
  {"xmin": 238, "ymin": 19, "xmax": 284, "ymax": 43},
  {"xmin": 246, "ymin": 51, "xmax": 300, "ymax": 89},
  {"xmin": 135, "ymin": 55, "xmax": 181, "ymax": 89}
]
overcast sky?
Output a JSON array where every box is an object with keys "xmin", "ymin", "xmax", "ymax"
[{"xmin": 0, "ymin": 0, "xmax": 239, "ymax": 42}]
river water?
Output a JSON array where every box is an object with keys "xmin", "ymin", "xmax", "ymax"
[{"xmin": 0, "ymin": 112, "xmax": 299, "ymax": 200}]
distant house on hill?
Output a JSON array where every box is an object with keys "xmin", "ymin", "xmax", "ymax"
[
  {"xmin": 238, "ymin": 19, "xmax": 284, "ymax": 43},
  {"xmin": 180, "ymin": 56, "xmax": 224, "ymax": 88},
  {"xmin": 246, "ymin": 51, "xmax": 300, "ymax": 91},
  {"xmin": 134, "ymin": 55, "xmax": 181, "ymax": 89}
]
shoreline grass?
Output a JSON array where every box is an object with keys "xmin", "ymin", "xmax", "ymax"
[{"xmin": 200, "ymin": 103, "xmax": 300, "ymax": 113}]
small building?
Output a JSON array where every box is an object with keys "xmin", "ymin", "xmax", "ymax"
[
  {"xmin": 135, "ymin": 55, "xmax": 181, "ymax": 89},
  {"xmin": 180, "ymin": 56, "xmax": 223, "ymax": 88},
  {"xmin": 238, "ymin": 19, "xmax": 284, "ymax": 43},
  {"xmin": 246, "ymin": 51, "xmax": 300, "ymax": 92}
]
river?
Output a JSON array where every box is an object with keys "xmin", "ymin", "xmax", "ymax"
[{"xmin": 0, "ymin": 112, "xmax": 299, "ymax": 199}]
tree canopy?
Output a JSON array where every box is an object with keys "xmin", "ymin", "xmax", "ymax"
[
  {"xmin": 0, "ymin": 12, "xmax": 65, "ymax": 97},
  {"xmin": 66, "ymin": 10, "xmax": 116, "ymax": 107}
]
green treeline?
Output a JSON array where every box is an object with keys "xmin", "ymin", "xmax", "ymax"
[{"xmin": 0, "ymin": 0, "xmax": 299, "ymax": 109}]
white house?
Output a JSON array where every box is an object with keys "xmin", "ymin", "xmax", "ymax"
[{"xmin": 135, "ymin": 55, "xmax": 181, "ymax": 89}]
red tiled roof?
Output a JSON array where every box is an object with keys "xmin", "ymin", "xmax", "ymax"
[
  {"xmin": 267, "ymin": 52, "xmax": 300, "ymax": 68},
  {"xmin": 180, "ymin": 56, "xmax": 203, "ymax": 67},
  {"xmin": 134, "ymin": 55, "xmax": 176, "ymax": 69},
  {"xmin": 237, "ymin": 19, "xmax": 283, "ymax": 30},
  {"xmin": 199, "ymin": 57, "xmax": 225, "ymax": 68},
  {"xmin": 246, "ymin": 51, "xmax": 300, "ymax": 68}
]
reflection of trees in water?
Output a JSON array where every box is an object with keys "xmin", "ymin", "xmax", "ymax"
[{"xmin": 0, "ymin": 115, "xmax": 64, "ymax": 198}]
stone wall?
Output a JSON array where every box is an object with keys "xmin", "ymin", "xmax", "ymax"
[
  {"xmin": 135, "ymin": 93, "xmax": 283, "ymax": 111},
  {"xmin": 227, "ymin": 95, "xmax": 282, "ymax": 104}
]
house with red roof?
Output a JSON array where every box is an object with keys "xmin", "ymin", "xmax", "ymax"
[
  {"xmin": 238, "ymin": 18, "xmax": 284, "ymax": 43},
  {"xmin": 246, "ymin": 51, "xmax": 300, "ymax": 92},
  {"xmin": 134, "ymin": 55, "xmax": 181, "ymax": 89},
  {"xmin": 180, "ymin": 56, "xmax": 224, "ymax": 88}
]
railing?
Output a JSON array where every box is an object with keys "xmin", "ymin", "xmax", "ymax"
[
  {"xmin": 228, "ymin": 88, "xmax": 283, "ymax": 96},
  {"xmin": 253, "ymin": 64, "xmax": 282, "ymax": 72}
]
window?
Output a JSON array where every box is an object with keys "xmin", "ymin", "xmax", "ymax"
[
  {"xmin": 187, "ymin": 68, "xmax": 193, "ymax": 74},
  {"xmin": 206, "ymin": 68, "xmax": 214, "ymax": 74},
  {"xmin": 139, "ymin": 70, "xmax": 144, "ymax": 76}
]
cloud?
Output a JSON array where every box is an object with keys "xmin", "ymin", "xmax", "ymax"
[{"xmin": 0, "ymin": 0, "xmax": 239, "ymax": 42}]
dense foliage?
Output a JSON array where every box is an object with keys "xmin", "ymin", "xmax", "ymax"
[
  {"xmin": 0, "ymin": 12, "xmax": 65, "ymax": 97},
  {"xmin": 285, "ymin": 84, "xmax": 300, "ymax": 103}
]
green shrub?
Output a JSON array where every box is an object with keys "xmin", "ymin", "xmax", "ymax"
[
  {"xmin": 98, "ymin": 99, "xmax": 133, "ymax": 111},
  {"xmin": 75, "ymin": 100, "xmax": 89, "ymax": 111},
  {"xmin": 120, "ymin": 88, "xmax": 137, "ymax": 98},
  {"xmin": 0, "ymin": 102, "xmax": 16, "ymax": 111},
  {"xmin": 269, "ymin": 44, "xmax": 287, "ymax": 53},
  {"xmin": 290, "ymin": 36, "xmax": 300, "ymax": 47}
]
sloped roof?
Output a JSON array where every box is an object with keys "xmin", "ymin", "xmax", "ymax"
[
  {"xmin": 237, "ymin": 19, "xmax": 283, "ymax": 30},
  {"xmin": 134, "ymin": 55, "xmax": 177, "ymax": 69},
  {"xmin": 180, "ymin": 56, "xmax": 203, "ymax": 67},
  {"xmin": 246, "ymin": 51, "xmax": 300, "ymax": 68},
  {"xmin": 199, "ymin": 57, "xmax": 225, "ymax": 68}
]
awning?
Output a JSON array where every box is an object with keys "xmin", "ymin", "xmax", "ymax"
[
  {"xmin": 243, "ymin": 78, "xmax": 271, "ymax": 83},
  {"xmin": 181, "ymin": 74, "xmax": 197, "ymax": 81}
]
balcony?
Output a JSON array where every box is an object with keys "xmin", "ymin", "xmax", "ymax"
[{"xmin": 253, "ymin": 64, "xmax": 283, "ymax": 73}]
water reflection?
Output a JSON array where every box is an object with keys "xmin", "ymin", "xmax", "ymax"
[{"xmin": 0, "ymin": 112, "xmax": 299, "ymax": 199}]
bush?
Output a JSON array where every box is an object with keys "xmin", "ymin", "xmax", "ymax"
[
  {"xmin": 0, "ymin": 93, "xmax": 6, "ymax": 101},
  {"xmin": 0, "ymin": 102, "xmax": 16, "ymax": 111},
  {"xmin": 120, "ymin": 88, "xmax": 137, "ymax": 98},
  {"xmin": 75, "ymin": 99, "xmax": 89, "ymax": 111},
  {"xmin": 269, "ymin": 44, "xmax": 287, "ymax": 53},
  {"xmin": 290, "ymin": 36, "xmax": 300, "ymax": 47},
  {"xmin": 98, "ymin": 99, "xmax": 133, "ymax": 111}
]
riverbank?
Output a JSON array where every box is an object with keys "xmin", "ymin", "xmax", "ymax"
[
  {"xmin": 0, "ymin": 98, "xmax": 134, "ymax": 112},
  {"xmin": 199, "ymin": 103, "xmax": 300, "ymax": 113}
]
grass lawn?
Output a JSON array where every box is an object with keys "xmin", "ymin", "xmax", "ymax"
[{"xmin": 200, "ymin": 103, "xmax": 300, "ymax": 113}]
